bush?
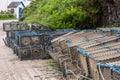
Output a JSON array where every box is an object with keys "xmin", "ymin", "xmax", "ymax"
[
  {"xmin": 0, "ymin": 14, "xmax": 15, "ymax": 20},
  {"xmin": 23, "ymin": 0, "xmax": 100, "ymax": 30}
]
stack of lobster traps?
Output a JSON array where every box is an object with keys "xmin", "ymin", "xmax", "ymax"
[
  {"xmin": 13, "ymin": 30, "xmax": 47, "ymax": 60},
  {"xmin": 4, "ymin": 21, "xmax": 120, "ymax": 79},
  {"xmin": 3, "ymin": 21, "xmax": 76, "ymax": 60},
  {"xmin": 50, "ymin": 28, "xmax": 120, "ymax": 80}
]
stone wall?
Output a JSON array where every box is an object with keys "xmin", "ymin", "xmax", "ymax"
[{"xmin": 100, "ymin": 0, "xmax": 120, "ymax": 26}]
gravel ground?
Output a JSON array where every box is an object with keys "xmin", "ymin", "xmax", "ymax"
[{"xmin": 0, "ymin": 20, "xmax": 65, "ymax": 80}]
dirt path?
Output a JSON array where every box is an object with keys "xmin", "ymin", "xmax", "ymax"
[{"xmin": 0, "ymin": 20, "xmax": 64, "ymax": 80}]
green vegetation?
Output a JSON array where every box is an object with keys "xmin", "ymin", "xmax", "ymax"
[
  {"xmin": 0, "ymin": 14, "xmax": 15, "ymax": 20},
  {"xmin": 0, "ymin": 10, "xmax": 15, "ymax": 20},
  {"xmin": 23, "ymin": 0, "xmax": 100, "ymax": 29}
]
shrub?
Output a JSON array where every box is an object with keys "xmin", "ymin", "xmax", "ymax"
[
  {"xmin": 23, "ymin": 0, "xmax": 100, "ymax": 30},
  {"xmin": 0, "ymin": 14, "xmax": 15, "ymax": 20}
]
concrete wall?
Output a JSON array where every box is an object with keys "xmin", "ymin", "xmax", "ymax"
[{"xmin": 0, "ymin": 0, "xmax": 31, "ymax": 11}]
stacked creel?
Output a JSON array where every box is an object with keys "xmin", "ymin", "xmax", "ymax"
[
  {"xmin": 3, "ymin": 22, "xmax": 76, "ymax": 60},
  {"xmin": 50, "ymin": 28, "xmax": 120, "ymax": 80},
  {"xmin": 50, "ymin": 30, "xmax": 103, "ymax": 79}
]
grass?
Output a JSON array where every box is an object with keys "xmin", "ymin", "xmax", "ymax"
[{"xmin": 0, "ymin": 14, "xmax": 16, "ymax": 20}]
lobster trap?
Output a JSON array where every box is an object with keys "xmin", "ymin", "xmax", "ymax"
[
  {"xmin": 3, "ymin": 21, "xmax": 29, "ymax": 48},
  {"xmin": 30, "ymin": 23, "xmax": 51, "ymax": 31},
  {"xmin": 62, "ymin": 32, "xmax": 107, "ymax": 77},
  {"xmin": 3, "ymin": 21, "xmax": 29, "ymax": 32},
  {"xmin": 76, "ymin": 36, "xmax": 120, "ymax": 80},
  {"xmin": 17, "ymin": 46, "xmax": 31, "ymax": 60},
  {"xmin": 3, "ymin": 22, "xmax": 13, "ymax": 31},
  {"xmin": 97, "ymin": 61, "xmax": 120, "ymax": 80},
  {"xmin": 16, "ymin": 45, "xmax": 42, "ymax": 60},
  {"xmin": 14, "ymin": 31, "xmax": 42, "ymax": 47}
]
